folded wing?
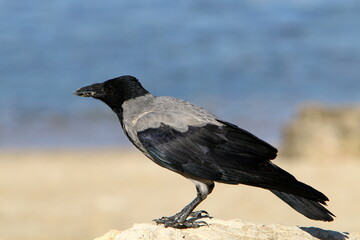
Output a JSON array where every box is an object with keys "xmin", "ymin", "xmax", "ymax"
[{"xmin": 136, "ymin": 118, "xmax": 333, "ymax": 221}]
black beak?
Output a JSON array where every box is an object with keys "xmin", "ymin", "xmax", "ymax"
[{"xmin": 74, "ymin": 83, "xmax": 104, "ymax": 98}]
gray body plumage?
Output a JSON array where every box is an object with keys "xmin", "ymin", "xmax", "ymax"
[{"xmin": 75, "ymin": 75, "xmax": 334, "ymax": 228}]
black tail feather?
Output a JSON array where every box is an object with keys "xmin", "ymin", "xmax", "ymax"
[
  {"xmin": 271, "ymin": 190, "xmax": 335, "ymax": 222},
  {"xmin": 219, "ymin": 165, "xmax": 329, "ymax": 203}
]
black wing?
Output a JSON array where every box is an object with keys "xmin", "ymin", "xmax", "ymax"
[
  {"xmin": 136, "ymin": 119, "xmax": 334, "ymax": 221},
  {"xmin": 137, "ymin": 120, "xmax": 327, "ymax": 202}
]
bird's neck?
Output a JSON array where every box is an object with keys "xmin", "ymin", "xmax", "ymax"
[{"xmin": 110, "ymin": 93, "xmax": 155, "ymax": 130}]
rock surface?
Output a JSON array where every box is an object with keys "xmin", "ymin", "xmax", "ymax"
[
  {"xmin": 94, "ymin": 219, "xmax": 359, "ymax": 240},
  {"xmin": 281, "ymin": 104, "xmax": 360, "ymax": 161}
]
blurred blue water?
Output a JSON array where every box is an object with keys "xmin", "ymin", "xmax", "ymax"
[{"xmin": 0, "ymin": 0, "xmax": 359, "ymax": 149}]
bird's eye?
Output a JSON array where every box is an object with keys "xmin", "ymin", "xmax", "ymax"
[{"xmin": 106, "ymin": 85, "xmax": 113, "ymax": 91}]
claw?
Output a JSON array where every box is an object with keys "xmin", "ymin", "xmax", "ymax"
[
  {"xmin": 191, "ymin": 220, "xmax": 209, "ymax": 228},
  {"xmin": 153, "ymin": 210, "xmax": 212, "ymax": 229},
  {"xmin": 163, "ymin": 219, "xmax": 209, "ymax": 229},
  {"xmin": 189, "ymin": 210, "xmax": 212, "ymax": 219},
  {"xmin": 189, "ymin": 210, "xmax": 207, "ymax": 217},
  {"xmin": 154, "ymin": 216, "xmax": 174, "ymax": 225}
]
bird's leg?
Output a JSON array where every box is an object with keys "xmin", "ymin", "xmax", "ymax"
[
  {"xmin": 154, "ymin": 181, "xmax": 214, "ymax": 229},
  {"xmin": 154, "ymin": 195, "xmax": 210, "ymax": 228}
]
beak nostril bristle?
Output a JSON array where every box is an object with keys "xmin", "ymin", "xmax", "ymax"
[{"xmin": 74, "ymin": 82, "xmax": 104, "ymax": 98}]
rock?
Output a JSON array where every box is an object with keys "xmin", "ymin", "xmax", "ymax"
[
  {"xmin": 94, "ymin": 230, "xmax": 121, "ymax": 240},
  {"xmin": 94, "ymin": 219, "xmax": 359, "ymax": 240},
  {"xmin": 281, "ymin": 104, "xmax": 360, "ymax": 161}
]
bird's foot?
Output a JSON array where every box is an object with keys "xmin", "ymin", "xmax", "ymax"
[
  {"xmin": 189, "ymin": 210, "xmax": 212, "ymax": 219},
  {"xmin": 153, "ymin": 210, "xmax": 212, "ymax": 229}
]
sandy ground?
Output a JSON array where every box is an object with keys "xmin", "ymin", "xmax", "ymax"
[{"xmin": 0, "ymin": 149, "xmax": 359, "ymax": 240}]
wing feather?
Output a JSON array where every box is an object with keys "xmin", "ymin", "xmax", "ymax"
[{"xmin": 137, "ymin": 120, "xmax": 329, "ymax": 202}]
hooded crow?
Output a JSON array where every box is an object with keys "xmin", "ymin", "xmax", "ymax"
[{"xmin": 74, "ymin": 75, "xmax": 334, "ymax": 228}]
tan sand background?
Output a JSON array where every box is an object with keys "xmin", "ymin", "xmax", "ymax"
[{"xmin": 0, "ymin": 149, "xmax": 359, "ymax": 240}]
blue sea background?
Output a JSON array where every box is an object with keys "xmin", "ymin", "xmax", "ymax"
[{"xmin": 1, "ymin": 0, "xmax": 359, "ymax": 149}]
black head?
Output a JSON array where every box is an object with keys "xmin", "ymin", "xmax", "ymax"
[{"xmin": 74, "ymin": 75, "xmax": 149, "ymax": 109}]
